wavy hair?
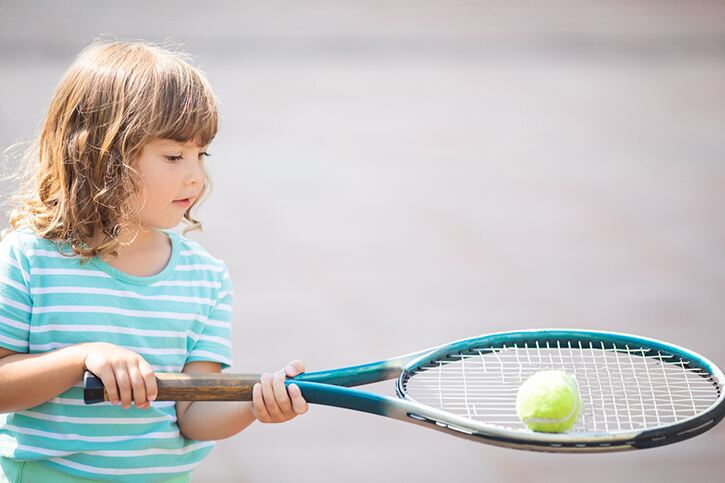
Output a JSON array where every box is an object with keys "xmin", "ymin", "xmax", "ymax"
[{"xmin": 1, "ymin": 38, "xmax": 218, "ymax": 263}]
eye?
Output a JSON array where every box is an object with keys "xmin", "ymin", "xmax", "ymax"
[
  {"xmin": 199, "ymin": 152, "xmax": 211, "ymax": 159},
  {"xmin": 165, "ymin": 155, "xmax": 183, "ymax": 162}
]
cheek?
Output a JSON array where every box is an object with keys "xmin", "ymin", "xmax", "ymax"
[{"xmin": 138, "ymin": 172, "xmax": 177, "ymax": 201}]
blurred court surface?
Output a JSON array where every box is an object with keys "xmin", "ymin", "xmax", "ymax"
[{"xmin": 1, "ymin": 1, "xmax": 724, "ymax": 482}]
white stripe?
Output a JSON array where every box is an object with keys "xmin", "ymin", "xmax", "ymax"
[
  {"xmin": 151, "ymin": 365, "xmax": 184, "ymax": 372},
  {"xmin": 0, "ymin": 333, "xmax": 28, "ymax": 349},
  {"xmin": 16, "ymin": 410, "xmax": 175, "ymax": 425},
  {"xmin": 0, "ymin": 314, "xmax": 30, "ymax": 331},
  {"xmin": 204, "ymin": 318, "xmax": 231, "ymax": 329},
  {"xmin": 48, "ymin": 457, "xmax": 202, "ymax": 476},
  {"xmin": 25, "ymin": 249, "xmax": 74, "ymax": 258},
  {"xmin": 0, "ymin": 295, "xmax": 31, "ymax": 313},
  {"xmin": 31, "ymin": 324, "xmax": 187, "ymax": 339},
  {"xmin": 151, "ymin": 280, "xmax": 221, "ymax": 288},
  {"xmin": 0, "ymin": 439, "xmax": 66, "ymax": 457},
  {"xmin": 179, "ymin": 249, "xmax": 222, "ymax": 264},
  {"xmin": 175, "ymin": 264, "xmax": 224, "ymax": 272},
  {"xmin": 187, "ymin": 351, "xmax": 232, "ymax": 366},
  {"xmin": 188, "ymin": 333, "xmax": 232, "ymax": 348},
  {"xmin": 2, "ymin": 424, "xmax": 179, "ymax": 442},
  {"xmin": 0, "ymin": 275, "xmax": 29, "ymax": 294},
  {"xmin": 31, "ymin": 268, "xmax": 112, "ymax": 278},
  {"xmin": 30, "ymin": 286, "xmax": 216, "ymax": 306},
  {"xmin": 89, "ymin": 441, "xmax": 214, "ymax": 457},
  {"xmin": 0, "ymin": 256, "xmax": 20, "ymax": 270},
  {"xmin": 32, "ymin": 305, "xmax": 201, "ymax": 321},
  {"xmin": 214, "ymin": 303, "xmax": 232, "ymax": 312},
  {"xmin": 30, "ymin": 342, "xmax": 186, "ymax": 355},
  {"xmin": 0, "ymin": 440, "xmax": 214, "ymax": 458}
]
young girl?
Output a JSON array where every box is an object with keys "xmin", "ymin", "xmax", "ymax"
[{"xmin": 0, "ymin": 40, "xmax": 308, "ymax": 482}]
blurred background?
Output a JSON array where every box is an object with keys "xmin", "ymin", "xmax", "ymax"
[{"xmin": 1, "ymin": 1, "xmax": 724, "ymax": 481}]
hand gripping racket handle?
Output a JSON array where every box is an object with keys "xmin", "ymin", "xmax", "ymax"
[{"xmin": 83, "ymin": 371, "xmax": 261, "ymax": 404}]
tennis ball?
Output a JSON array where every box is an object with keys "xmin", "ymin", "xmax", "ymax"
[{"xmin": 516, "ymin": 370, "xmax": 581, "ymax": 433}]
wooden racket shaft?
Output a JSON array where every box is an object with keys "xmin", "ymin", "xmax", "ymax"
[{"xmin": 83, "ymin": 372, "xmax": 259, "ymax": 403}]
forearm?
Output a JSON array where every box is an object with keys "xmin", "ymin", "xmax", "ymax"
[
  {"xmin": 177, "ymin": 401, "xmax": 257, "ymax": 441},
  {"xmin": 0, "ymin": 343, "xmax": 90, "ymax": 413}
]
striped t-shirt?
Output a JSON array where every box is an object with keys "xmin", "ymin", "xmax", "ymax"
[{"xmin": 0, "ymin": 226, "xmax": 234, "ymax": 481}]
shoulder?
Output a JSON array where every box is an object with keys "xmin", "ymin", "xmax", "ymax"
[
  {"xmin": 0, "ymin": 227, "xmax": 61, "ymax": 257},
  {"xmin": 168, "ymin": 230, "xmax": 231, "ymax": 280},
  {"xmin": 0, "ymin": 228, "xmax": 66, "ymax": 285}
]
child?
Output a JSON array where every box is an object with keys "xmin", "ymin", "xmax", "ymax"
[{"xmin": 0, "ymin": 39, "xmax": 308, "ymax": 482}]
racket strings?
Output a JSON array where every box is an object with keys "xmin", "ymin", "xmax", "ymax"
[{"xmin": 402, "ymin": 340, "xmax": 721, "ymax": 433}]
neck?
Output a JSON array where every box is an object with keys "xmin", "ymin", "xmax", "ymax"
[{"xmin": 93, "ymin": 225, "xmax": 166, "ymax": 258}]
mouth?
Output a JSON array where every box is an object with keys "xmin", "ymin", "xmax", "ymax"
[{"xmin": 173, "ymin": 198, "xmax": 192, "ymax": 208}]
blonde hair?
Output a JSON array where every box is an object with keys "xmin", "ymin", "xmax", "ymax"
[{"xmin": 1, "ymin": 38, "xmax": 218, "ymax": 263}]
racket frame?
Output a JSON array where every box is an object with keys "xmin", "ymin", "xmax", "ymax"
[{"xmin": 295, "ymin": 328, "xmax": 725, "ymax": 452}]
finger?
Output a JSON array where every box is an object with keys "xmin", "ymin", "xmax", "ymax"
[
  {"xmin": 114, "ymin": 366, "xmax": 132, "ymax": 409},
  {"xmin": 288, "ymin": 383, "xmax": 309, "ymax": 415},
  {"xmin": 272, "ymin": 371, "xmax": 293, "ymax": 416},
  {"xmin": 252, "ymin": 382, "xmax": 271, "ymax": 422},
  {"xmin": 128, "ymin": 363, "xmax": 148, "ymax": 408},
  {"xmin": 285, "ymin": 360, "xmax": 305, "ymax": 377},
  {"xmin": 260, "ymin": 373, "xmax": 283, "ymax": 421},
  {"xmin": 138, "ymin": 362, "xmax": 157, "ymax": 402},
  {"xmin": 99, "ymin": 367, "xmax": 120, "ymax": 405}
]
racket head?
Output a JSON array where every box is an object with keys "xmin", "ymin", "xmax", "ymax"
[{"xmin": 396, "ymin": 329, "xmax": 725, "ymax": 452}]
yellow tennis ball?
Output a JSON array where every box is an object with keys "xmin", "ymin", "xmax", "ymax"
[{"xmin": 516, "ymin": 370, "xmax": 582, "ymax": 433}]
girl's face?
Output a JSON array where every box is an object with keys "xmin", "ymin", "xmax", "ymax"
[{"xmin": 132, "ymin": 138, "xmax": 208, "ymax": 230}]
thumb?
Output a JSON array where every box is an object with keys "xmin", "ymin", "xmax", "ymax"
[{"xmin": 284, "ymin": 359, "xmax": 305, "ymax": 377}]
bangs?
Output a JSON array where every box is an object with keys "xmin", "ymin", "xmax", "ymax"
[{"xmin": 144, "ymin": 55, "xmax": 218, "ymax": 147}]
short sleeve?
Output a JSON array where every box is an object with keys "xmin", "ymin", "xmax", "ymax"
[
  {"xmin": 0, "ymin": 232, "xmax": 33, "ymax": 353},
  {"xmin": 186, "ymin": 261, "xmax": 233, "ymax": 370}
]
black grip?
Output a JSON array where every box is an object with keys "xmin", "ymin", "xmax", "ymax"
[{"xmin": 83, "ymin": 371, "xmax": 106, "ymax": 404}]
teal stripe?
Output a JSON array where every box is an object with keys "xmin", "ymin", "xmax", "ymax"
[
  {"xmin": 53, "ymin": 444, "xmax": 214, "ymax": 469},
  {"xmin": 30, "ymin": 294, "xmax": 216, "ymax": 312},
  {"xmin": 9, "ymin": 415, "xmax": 177, "ymax": 438},
  {"xmin": 20, "ymin": 401, "xmax": 177, "ymax": 419}
]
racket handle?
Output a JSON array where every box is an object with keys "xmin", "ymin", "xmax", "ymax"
[{"xmin": 83, "ymin": 371, "xmax": 261, "ymax": 404}]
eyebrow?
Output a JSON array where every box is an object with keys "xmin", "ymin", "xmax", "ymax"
[{"xmin": 158, "ymin": 141, "xmax": 210, "ymax": 149}]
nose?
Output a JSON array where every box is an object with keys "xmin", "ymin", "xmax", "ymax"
[{"xmin": 185, "ymin": 159, "xmax": 205, "ymax": 186}]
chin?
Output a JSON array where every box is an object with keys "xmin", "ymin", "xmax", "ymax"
[{"xmin": 146, "ymin": 218, "xmax": 182, "ymax": 230}]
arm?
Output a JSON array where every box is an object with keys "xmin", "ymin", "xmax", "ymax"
[
  {"xmin": 0, "ymin": 342, "xmax": 158, "ymax": 413},
  {"xmin": 0, "ymin": 344, "xmax": 91, "ymax": 413},
  {"xmin": 176, "ymin": 360, "xmax": 309, "ymax": 441},
  {"xmin": 175, "ymin": 361, "xmax": 257, "ymax": 441}
]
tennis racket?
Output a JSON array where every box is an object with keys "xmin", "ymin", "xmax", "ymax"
[{"xmin": 83, "ymin": 329, "xmax": 725, "ymax": 452}]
